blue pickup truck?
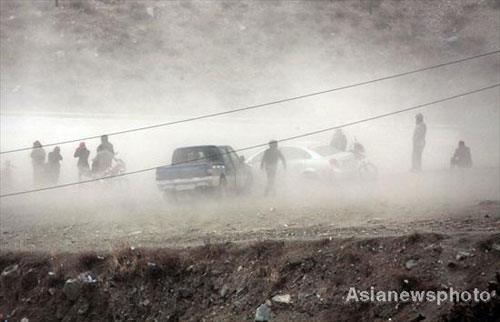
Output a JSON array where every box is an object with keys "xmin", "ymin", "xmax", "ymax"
[{"xmin": 156, "ymin": 145, "xmax": 252, "ymax": 200}]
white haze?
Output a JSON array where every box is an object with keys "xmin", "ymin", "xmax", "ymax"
[{"xmin": 0, "ymin": 0, "xmax": 499, "ymax": 240}]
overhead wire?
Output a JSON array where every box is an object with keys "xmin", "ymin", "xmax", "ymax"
[{"xmin": 1, "ymin": 83, "xmax": 497, "ymax": 198}]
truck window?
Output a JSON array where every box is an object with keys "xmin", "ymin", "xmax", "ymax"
[{"xmin": 172, "ymin": 146, "xmax": 221, "ymax": 165}]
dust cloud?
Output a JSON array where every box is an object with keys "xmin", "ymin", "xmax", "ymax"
[{"xmin": 0, "ymin": 0, "xmax": 499, "ymax": 248}]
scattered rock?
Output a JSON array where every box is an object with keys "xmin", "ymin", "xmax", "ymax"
[
  {"xmin": 63, "ymin": 278, "xmax": 81, "ymax": 301},
  {"xmin": 1, "ymin": 264, "xmax": 21, "ymax": 290},
  {"xmin": 405, "ymin": 259, "xmax": 418, "ymax": 270},
  {"xmin": 298, "ymin": 291, "xmax": 313, "ymax": 301},
  {"xmin": 77, "ymin": 272, "xmax": 97, "ymax": 284},
  {"xmin": 1, "ymin": 264, "xmax": 20, "ymax": 278},
  {"xmin": 78, "ymin": 302, "xmax": 89, "ymax": 315},
  {"xmin": 272, "ymin": 293, "xmax": 291, "ymax": 304},
  {"xmin": 220, "ymin": 285, "xmax": 230, "ymax": 298},
  {"xmin": 491, "ymin": 243, "xmax": 500, "ymax": 252},
  {"xmin": 254, "ymin": 302, "xmax": 271, "ymax": 322},
  {"xmin": 20, "ymin": 318, "xmax": 29, "ymax": 322},
  {"xmin": 456, "ymin": 251, "xmax": 471, "ymax": 260}
]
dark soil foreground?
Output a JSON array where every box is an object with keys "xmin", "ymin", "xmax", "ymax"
[{"xmin": 1, "ymin": 233, "xmax": 499, "ymax": 322}]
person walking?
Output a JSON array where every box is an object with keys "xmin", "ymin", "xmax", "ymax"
[
  {"xmin": 260, "ymin": 140, "xmax": 286, "ymax": 196},
  {"xmin": 74, "ymin": 142, "xmax": 90, "ymax": 179}
]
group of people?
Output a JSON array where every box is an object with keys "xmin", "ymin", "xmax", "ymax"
[
  {"xmin": 330, "ymin": 113, "xmax": 472, "ymax": 172},
  {"xmin": 410, "ymin": 113, "xmax": 472, "ymax": 171},
  {"xmin": 29, "ymin": 135, "xmax": 115, "ymax": 187},
  {"xmin": 6, "ymin": 113, "xmax": 474, "ymax": 192},
  {"xmin": 258, "ymin": 113, "xmax": 473, "ymax": 196},
  {"xmin": 30, "ymin": 141, "xmax": 63, "ymax": 185}
]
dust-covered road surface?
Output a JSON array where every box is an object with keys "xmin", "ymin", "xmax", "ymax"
[{"xmin": 1, "ymin": 167, "xmax": 499, "ymax": 251}]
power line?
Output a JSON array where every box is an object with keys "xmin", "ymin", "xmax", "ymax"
[
  {"xmin": 1, "ymin": 83, "xmax": 497, "ymax": 198},
  {"xmin": 1, "ymin": 50, "xmax": 498, "ymax": 155}
]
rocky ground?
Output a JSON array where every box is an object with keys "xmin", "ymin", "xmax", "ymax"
[
  {"xmin": 1, "ymin": 198, "xmax": 499, "ymax": 321},
  {"xmin": 1, "ymin": 170, "xmax": 499, "ymax": 321},
  {"xmin": 1, "ymin": 228, "xmax": 499, "ymax": 321}
]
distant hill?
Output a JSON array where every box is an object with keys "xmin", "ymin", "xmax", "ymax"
[{"xmin": 1, "ymin": 0, "xmax": 499, "ymax": 114}]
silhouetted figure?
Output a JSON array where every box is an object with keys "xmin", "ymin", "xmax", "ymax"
[
  {"xmin": 74, "ymin": 142, "xmax": 90, "ymax": 180},
  {"xmin": 97, "ymin": 134, "xmax": 114, "ymax": 154},
  {"xmin": 260, "ymin": 140, "xmax": 286, "ymax": 196},
  {"xmin": 30, "ymin": 140, "xmax": 46, "ymax": 187},
  {"xmin": 451, "ymin": 141, "xmax": 472, "ymax": 168},
  {"xmin": 96, "ymin": 135, "xmax": 114, "ymax": 171},
  {"xmin": 411, "ymin": 113, "xmax": 426, "ymax": 172},
  {"xmin": 331, "ymin": 129, "xmax": 347, "ymax": 152},
  {"xmin": 46, "ymin": 146, "xmax": 63, "ymax": 184}
]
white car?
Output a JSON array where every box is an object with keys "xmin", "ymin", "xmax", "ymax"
[{"xmin": 246, "ymin": 142, "xmax": 376, "ymax": 182}]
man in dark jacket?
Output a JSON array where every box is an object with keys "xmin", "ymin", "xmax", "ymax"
[
  {"xmin": 451, "ymin": 141, "xmax": 472, "ymax": 168},
  {"xmin": 46, "ymin": 146, "xmax": 63, "ymax": 184},
  {"xmin": 96, "ymin": 135, "xmax": 114, "ymax": 170},
  {"xmin": 260, "ymin": 140, "xmax": 286, "ymax": 196},
  {"xmin": 411, "ymin": 113, "xmax": 427, "ymax": 172},
  {"xmin": 97, "ymin": 135, "xmax": 114, "ymax": 154},
  {"xmin": 331, "ymin": 129, "xmax": 347, "ymax": 152},
  {"xmin": 74, "ymin": 142, "xmax": 90, "ymax": 179}
]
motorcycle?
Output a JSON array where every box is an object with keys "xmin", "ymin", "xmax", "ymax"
[{"xmin": 350, "ymin": 139, "xmax": 378, "ymax": 180}]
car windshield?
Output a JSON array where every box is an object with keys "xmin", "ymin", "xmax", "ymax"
[
  {"xmin": 310, "ymin": 145, "xmax": 341, "ymax": 157},
  {"xmin": 172, "ymin": 146, "xmax": 221, "ymax": 164}
]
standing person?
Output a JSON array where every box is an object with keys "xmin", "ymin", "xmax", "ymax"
[
  {"xmin": 74, "ymin": 142, "xmax": 90, "ymax": 179},
  {"xmin": 331, "ymin": 128, "xmax": 347, "ymax": 152},
  {"xmin": 96, "ymin": 135, "xmax": 115, "ymax": 171},
  {"xmin": 260, "ymin": 140, "xmax": 286, "ymax": 196},
  {"xmin": 411, "ymin": 113, "xmax": 427, "ymax": 172},
  {"xmin": 46, "ymin": 146, "xmax": 63, "ymax": 184},
  {"xmin": 30, "ymin": 140, "xmax": 46, "ymax": 186},
  {"xmin": 450, "ymin": 141, "xmax": 472, "ymax": 168},
  {"xmin": 97, "ymin": 135, "xmax": 114, "ymax": 154}
]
